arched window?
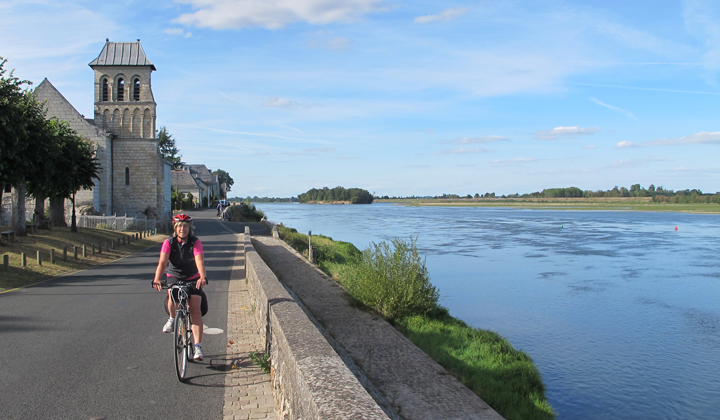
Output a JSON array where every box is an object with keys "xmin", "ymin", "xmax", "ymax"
[
  {"xmin": 102, "ymin": 78, "xmax": 109, "ymax": 102},
  {"xmin": 133, "ymin": 78, "xmax": 140, "ymax": 101},
  {"xmin": 125, "ymin": 167, "xmax": 130, "ymax": 185},
  {"xmin": 117, "ymin": 78, "xmax": 125, "ymax": 101}
]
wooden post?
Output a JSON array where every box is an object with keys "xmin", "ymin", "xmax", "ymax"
[
  {"xmin": 3, "ymin": 254, "xmax": 8, "ymax": 271},
  {"xmin": 22, "ymin": 253, "xmax": 27, "ymax": 267},
  {"xmin": 112, "ymin": 239, "xmax": 115, "ymax": 250},
  {"xmin": 308, "ymin": 230, "xmax": 313, "ymax": 263},
  {"xmin": 51, "ymin": 249, "xmax": 55, "ymax": 264},
  {"xmin": 92, "ymin": 244, "xmax": 95, "ymax": 255},
  {"xmin": 98, "ymin": 243, "xmax": 102, "ymax": 255},
  {"xmin": 83, "ymin": 245, "xmax": 87, "ymax": 258},
  {"xmin": 75, "ymin": 246, "xmax": 79, "ymax": 260},
  {"xmin": 37, "ymin": 251, "xmax": 42, "ymax": 266},
  {"xmin": 63, "ymin": 246, "xmax": 67, "ymax": 262}
]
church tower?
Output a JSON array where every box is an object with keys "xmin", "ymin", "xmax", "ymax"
[
  {"xmin": 89, "ymin": 39, "xmax": 156, "ymax": 138},
  {"xmin": 88, "ymin": 40, "xmax": 169, "ymax": 218}
]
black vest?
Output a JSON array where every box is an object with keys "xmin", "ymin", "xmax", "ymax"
[{"xmin": 166, "ymin": 235, "xmax": 199, "ymax": 279}]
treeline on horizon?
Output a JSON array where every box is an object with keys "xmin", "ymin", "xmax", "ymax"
[
  {"xmin": 298, "ymin": 186, "xmax": 374, "ymax": 204},
  {"xmin": 379, "ymin": 184, "xmax": 720, "ymax": 204}
]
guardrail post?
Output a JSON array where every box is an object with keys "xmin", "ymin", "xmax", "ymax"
[
  {"xmin": 75, "ymin": 246, "xmax": 79, "ymax": 260},
  {"xmin": 51, "ymin": 249, "xmax": 55, "ymax": 264},
  {"xmin": 3, "ymin": 254, "xmax": 8, "ymax": 271},
  {"xmin": 63, "ymin": 246, "xmax": 67, "ymax": 262},
  {"xmin": 22, "ymin": 253, "xmax": 27, "ymax": 267},
  {"xmin": 308, "ymin": 230, "xmax": 313, "ymax": 263},
  {"xmin": 37, "ymin": 251, "xmax": 42, "ymax": 266},
  {"xmin": 83, "ymin": 245, "xmax": 87, "ymax": 258}
]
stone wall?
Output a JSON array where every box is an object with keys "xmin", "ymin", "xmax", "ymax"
[
  {"xmin": 243, "ymin": 227, "xmax": 390, "ymax": 420},
  {"xmin": 112, "ymin": 139, "xmax": 162, "ymax": 216}
]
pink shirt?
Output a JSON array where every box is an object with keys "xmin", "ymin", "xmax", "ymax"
[{"xmin": 161, "ymin": 238, "xmax": 204, "ymax": 279}]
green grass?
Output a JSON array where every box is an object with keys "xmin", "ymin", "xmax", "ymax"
[
  {"xmin": 396, "ymin": 314, "xmax": 554, "ymax": 420},
  {"xmin": 275, "ymin": 226, "xmax": 555, "ymax": 420}
]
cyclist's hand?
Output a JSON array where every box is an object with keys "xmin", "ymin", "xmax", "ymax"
[
  {"xmin": 152, "ymin": 280, "xmax": 162, "ymax": 291},
  {"xmin": 195, "ymin": 278, "xmax": 207, "ymax": 289}
]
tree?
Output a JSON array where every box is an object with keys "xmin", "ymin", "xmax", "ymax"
[
  {"xmin": 26, "ymin": 119, "xmax": 100, "ymax": 228},
  {"xmin": 212, "ymin": 169, "xmax": 234, "ymax": 196},
  {"xmin": 157, "ymin": 126, "xmax": 183, "ymax": 169},
  {"xmin": 0, "ymin": 58, "xmax": 49, "ymax": 235}
]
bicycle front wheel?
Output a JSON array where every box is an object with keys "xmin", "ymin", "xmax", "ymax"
[
  {"xmin": 174, "ymin": 311, "xmax": 188, "ymax": 382},
  {"xmin": 185, "ymin": 314, "xmax": 194, "ymax": 362}
]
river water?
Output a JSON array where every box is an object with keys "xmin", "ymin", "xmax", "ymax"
[{"xmin": 253, "ymin": 202, "xmax": 720, "ymax": 420}]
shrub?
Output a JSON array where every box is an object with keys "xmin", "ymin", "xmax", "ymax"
[
  {"xmin": 227, "ymin": 203, "xmax": 265, "ymax": 222},
  {"xmin": 340, "ymin": 237, "xmax": 439, "ymax": 320},
  {"xmin": 96, "ymin": 223, "xmax": 110, "ymax": 230}
]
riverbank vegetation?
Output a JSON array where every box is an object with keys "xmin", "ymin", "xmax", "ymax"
[
  {"xmin": 377, "ymin": 184, "xmax": 720, "ymax": 210},
  {"xmin": 298, "ymin": 186, "xmax": 374, "ymax": 204},
  {"xmin": 227, "ymin": 201, "xmax": 265, "ymax": 222},
  {"xmin": 276, "ymin": 225, "xmax": 554, "ymax": 420}
]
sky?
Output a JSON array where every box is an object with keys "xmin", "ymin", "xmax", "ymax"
[{"xmin": 1, "ymin": 0, "xmax": 719, "ymax": 198}]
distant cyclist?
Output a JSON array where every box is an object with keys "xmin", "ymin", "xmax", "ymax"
[{"xmin": 152, "ymin": 213, "xmax": 208, "ymax": 361}]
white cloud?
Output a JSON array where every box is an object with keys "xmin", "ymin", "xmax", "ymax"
[
  {"xmin": 281, "ymin": 147, "xmax": 336, "ymax": 156},
  {"xmin": 683, "ymin": 0, "xmax": 720, "ymax": 71},
  {"xmin": 165, "ymin": 28, "xmax": 193, "ymax": 37},
  {"xmin": 491, "ymin": 158, "xmax": 537, "ymax": 165},
  {"xmin": 534, "ymin": 126, "xmax": 600, "ymax": 140},
  {"xmin": 612, "ymin": 158, "xmax": 673, "ymax": 168},
  {"xmin": 443, "ymin": 135, "xmax": 508, "ymax": 144},
  {"xmin": 435, "ymin": 148, "xmax": 493, "ymax": 155},
  {"xmin": 590, "ymin": 97, "xmax": 637, "ymax": 120},
  {"xmin": 264, "ymin": 96, "xmax": 315, "ymax": 109},
  {"xmin": 414, "ymin": 7, "xmax": 469, "ymax": 24},
  {"xmin": 584, "ymin": 145, "xmax": 597, "ymax": 149},
  {"xmin": 616, "ymin": 131, "xmax": 720, "ymax": 148},
  {"xmin": 308, "ymin": 37, "xmax": 353, "ymax": 51},
  {"xmin": 174, "ymin": 0, "xmax": 386, "ymax": 30}
]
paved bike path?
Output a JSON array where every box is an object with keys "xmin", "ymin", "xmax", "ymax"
[{"xmin": 0, "ymin": 212, "xmax": 261, "ymax": 419}]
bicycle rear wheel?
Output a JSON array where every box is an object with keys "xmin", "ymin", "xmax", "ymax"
[{"xmin": 174, "ymin": 311, "xmax": 188, "ymax": 382}]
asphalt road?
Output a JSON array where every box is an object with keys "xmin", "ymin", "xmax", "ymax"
[{"xmin": 0, "ymin": 211, "xmax": 266, "ymax": 420}]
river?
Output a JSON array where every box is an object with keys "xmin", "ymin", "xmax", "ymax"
[{"xmin": 253, "ymin": 202, "xmax": 720, "ymax": 420}]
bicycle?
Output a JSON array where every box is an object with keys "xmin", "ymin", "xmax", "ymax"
[{"xmin": 162, "ymin": 280, "xmax": 196, "ymax": 382}]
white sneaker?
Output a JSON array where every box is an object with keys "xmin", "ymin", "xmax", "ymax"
[
  {"xmin": 193, "ymin": 345, "xmax": 204, "ymax": 361},
  {"xmin": 162, "ymin": 318, "xmax": 174, "ymax": 333}
]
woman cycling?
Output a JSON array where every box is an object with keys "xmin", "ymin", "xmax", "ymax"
[{"xmin": 152, "ymin": 213, "xmax": 208, "ymax": 361}]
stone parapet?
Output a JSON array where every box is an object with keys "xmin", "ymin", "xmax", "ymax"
[{"xmin": 243, "ymin": 227, "xmax": 390, "ymax": 420}]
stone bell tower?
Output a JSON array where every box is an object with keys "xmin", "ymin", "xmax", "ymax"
[
  {"xmin": 89, "ymin": 38, "xmax": 156, "ymax": 138},
  {"xmin": 88, "ymin": 39, "xmax": 169, "ymax": 218}
]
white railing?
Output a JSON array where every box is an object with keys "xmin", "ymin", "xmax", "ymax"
[{"xmin": 64, "ymin": 214, "xmax": 157, "ymax": 232}]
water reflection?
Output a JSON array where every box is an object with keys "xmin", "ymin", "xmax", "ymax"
[{"xmin": 256, "ymin": 203, "xmax": 720, "ymax": 420}]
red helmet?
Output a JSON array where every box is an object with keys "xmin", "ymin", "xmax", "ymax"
[{"xmin": 172, "ymin": 213, "xmax": 193, "ymax": 224}]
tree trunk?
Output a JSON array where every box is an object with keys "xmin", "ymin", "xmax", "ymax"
[
  {"xmin": 49, "ymin": 197, "xmax": 67, "ymax": 227},
  {"xmin": 34, "ymin": 196, "xmax": 46, "ymax": 223},
  {"xmin": 11, "ymin": 181, "xmax": 27, "ymax": 236}
]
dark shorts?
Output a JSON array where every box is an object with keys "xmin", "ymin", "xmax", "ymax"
[{"xmin": 164, "ymin": 281, "xmax": 209, "ymax": 317}]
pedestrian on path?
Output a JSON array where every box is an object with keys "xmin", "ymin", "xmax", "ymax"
[{"xmin": 152, "ymin": 213, "xmax": 209, "ymax": 361}]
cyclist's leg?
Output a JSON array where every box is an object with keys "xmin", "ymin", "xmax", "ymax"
[
  {"xmin": 167, "ymin": 289, "xmax": 178, "ymax": 314},
  {"xmin": 189, "ymin": 294, "xmax": 203, "ymax": 345}
]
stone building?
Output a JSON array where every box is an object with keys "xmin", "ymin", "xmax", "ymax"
[{"xmin": 1, "ymin": 40, "xmax": 171, "ymax": 225}]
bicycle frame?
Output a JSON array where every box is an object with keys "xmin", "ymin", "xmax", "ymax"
[{"xmin": 163, "ymin": 281, "xmax": 195, "ymax": 382}]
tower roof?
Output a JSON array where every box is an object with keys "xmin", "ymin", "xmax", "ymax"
[{"xmin": 88, "ymin": 39, "xmax": 156, "ymax": 70}]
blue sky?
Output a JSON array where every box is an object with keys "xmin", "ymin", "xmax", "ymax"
[{"xmin": 2, "ymin": 0, "xmax": 719, "ymax": 197}]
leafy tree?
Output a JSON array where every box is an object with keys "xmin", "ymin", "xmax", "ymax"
[
  {"xmin": 0, "ymin": 58, "xmax": 50, "ymax": 234},
  {"xmin": 28, "ymin": 119, "xmax": 100, "ymax": 227},
  {"xmin": 157, "ymin": 126, "xmax": 183, "ymax": 169},
  {"xmin": 212, "ymin": 169, "xmax": 234, "ymax": 196}
]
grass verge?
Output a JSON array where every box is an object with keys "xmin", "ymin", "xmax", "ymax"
[
  {"xmin": 0, "ymin": 225, "xmax": 165, "ymax": 293},
  {"xmin": 276, "ymin": 225, "xmax": 554, "ymax": 420}
]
